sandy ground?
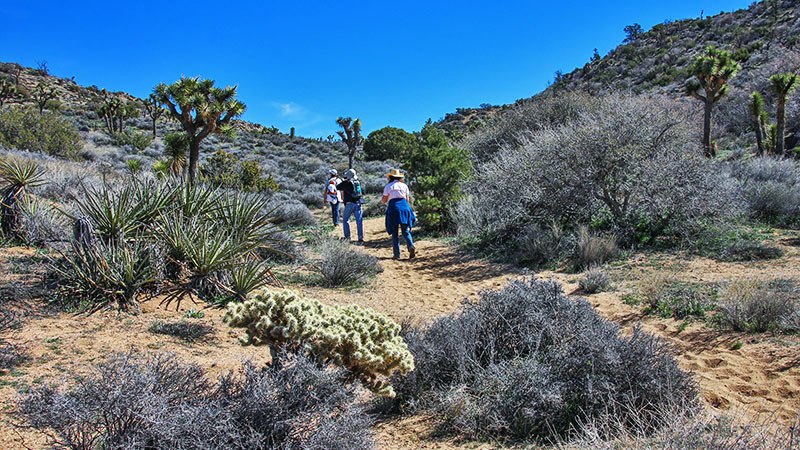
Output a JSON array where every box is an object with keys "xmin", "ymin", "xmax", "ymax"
[{"xmin": 0, "ymin": 216, "xmax": 798, "ymax": 449}]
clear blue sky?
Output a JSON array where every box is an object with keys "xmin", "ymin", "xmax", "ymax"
[{"xmin": 0, "ymin": 0, "xmax": 753, "ymax": 138}]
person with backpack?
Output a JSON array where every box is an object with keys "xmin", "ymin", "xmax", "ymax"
[
  {"xmin": 323, "ymin": 169, "xmax": 342, "ymax": 226},
  {"xmin": 337, "ymin": 169, "xmax": 364, "ymax": 242},
  {"xmin": 382, "ymin": 168, "xmax": 416, "ymax": 259}
]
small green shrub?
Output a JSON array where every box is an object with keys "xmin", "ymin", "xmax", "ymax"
[
  {"xmin": 201, "ymin": 149, "xmax": 277, "ymax": 192},
  {"xmin": 111, "ymin": 131, "xmax": 152, "ymax": 152},
  {"xmin": 0, "ymin": 107, "xmax": 81, "ymax": 157},
  {"xmin": 224, "ymin": 288, "xmax": 415, "ymax": 396}
]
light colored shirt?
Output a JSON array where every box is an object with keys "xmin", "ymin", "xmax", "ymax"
[
  {"xmin": 383, "ymin": 180, "xmax": 409, "ymax": 201},
  {"xmin": 325, "ymin": 177, "xmax": 342, "ymax": 203}
]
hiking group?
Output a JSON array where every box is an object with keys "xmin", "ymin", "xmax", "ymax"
[{"xmin": 324, "ymin": 168, "xmax": 417, "ymax": 259}]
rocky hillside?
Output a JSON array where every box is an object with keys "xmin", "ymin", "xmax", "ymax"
[{"xmin": 437, "ymin": 0, "xmax": 800, "ymax": 148}]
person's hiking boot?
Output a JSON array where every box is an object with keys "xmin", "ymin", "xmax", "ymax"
[
  {"xmin": 409, "ymin": 246, "xmax": 416, "ymax": 259},
  {"xmin": 357, "ymin": 239, "xmax": 364, "ymax": 244}
]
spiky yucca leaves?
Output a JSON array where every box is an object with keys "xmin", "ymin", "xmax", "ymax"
[
  {"xmin": 685, "ymin": 45, "xmax": 740, "ymax": 157},
  {"xmin": 162, "ymin": 132, "xmax": 189, "ymax": 177},
  {"xmin": 228, "ymin": 259, "xmax": 274, "ymax": 302},
  {"xmin": 52, "ymin": 239, "xmax": 159, "ymax": 313},
  {"xmin": 213, "ymin": 191, "xmax": 282, "ymax": 249},
  {"xmin": 174, "ymin": 182, "xmax": 221, "ymax": 218},
  {"xmin": 0, "ymin": 158, "xmax": 48, "ymax": 236},
  {"xmin": 66, "ymin": 181, "xmax": 177, "ymax": 244},
  {"xmin": 224, "ymin": 289, "xmax": 415, "ymax": 396},
  {"xmin": 768, "ymin": 72, "xmax": 800, "ymax": 155}
]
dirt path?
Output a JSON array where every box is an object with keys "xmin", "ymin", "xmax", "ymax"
[{"xmin": 0, "ymin": 217, "xmax": 798, "ymax": 449}]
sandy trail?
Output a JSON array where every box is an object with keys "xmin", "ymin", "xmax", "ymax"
[{"xmin": 0, "ymin": 217, "xmax": 798, "ymax": 449}]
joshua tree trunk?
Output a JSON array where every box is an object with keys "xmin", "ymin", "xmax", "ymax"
[
  {"xmin": 703, "ymin": 100, "xmax": 714, "ymax": 157},
  {"xmin": 152, "ymin": 118, "xmax": 157, "ymax": 138},
  {"xmin": 776, "ymin": 98, "xmax": 786, "ymax": 155},
  {"xmin": 188, "ymin": 139, "xmax": 200, "ymax": 185},
  {"xmin": 349, "ymin": 152, "xmax": 354, "ymax": 169},
  {"xmin": 755, "ymin": 119, "xmax": 765, "ymax": 156}
]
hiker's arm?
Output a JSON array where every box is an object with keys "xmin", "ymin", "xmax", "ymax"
[{"xmin": 381, "ymin": 194, "xmax": 389, "ymax": 204}]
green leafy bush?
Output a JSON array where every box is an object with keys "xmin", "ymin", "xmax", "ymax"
[
  {"xmin": 111, "ymin": 130, "xmax": 153, "ymax": 152},
  {"xmin": 362, "ymin": 126, "xmax": 419, "ymax": 161},
  {"xmin": 405, "ymin": 122, "xmax": 471, "ymax": 232},
  {"xmin": 0, "ymin": 107, "xmax": 81, "ymax": 157},
  {"xmin": 201, "ymin": 149, "xmax": 278, "ymax": 192},
  {"xmin": 225, "ymin": 288, "xmax": 415, "ymax": 396}
]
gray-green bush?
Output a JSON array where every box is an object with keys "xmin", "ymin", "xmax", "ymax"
[
  {"xmin": 454, "ymin": 94, "xmax": 736, "ymax": 262},
  {"xmin": 390, "ymin": 277, "xmax": 697, "ymax": 441},
  {"xmin": 0, "ymin": 107, "xmax": 82, "ymax": 157}
]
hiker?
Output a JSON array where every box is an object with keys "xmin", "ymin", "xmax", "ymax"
[
  {"xmin": 382, "ymin": 169, "xmax": 416, "ymax": 259},
  {"xmin": 323, "ymin": 169, "xmax": 342, "ymax": 226},
  {"xmin": 337, "ymin": 168, "xmax": 364, "ymax": 242}
]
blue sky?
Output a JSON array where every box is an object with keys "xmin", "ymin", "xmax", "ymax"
[{"xmin": 0, "ymin": 0, "xmax": 753, "ymax": 138}]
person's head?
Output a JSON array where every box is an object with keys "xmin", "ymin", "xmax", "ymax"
[
  {"xmin": 344, "ymin": 169, "xmax": 357, "ymax": 180},
  {"xmin": 328, "ymin": 168, "xmax": 338, "ymax": 179},
  {"xmin": 385, "ymin": 168, "xmax": 404, "ymax": 182}
]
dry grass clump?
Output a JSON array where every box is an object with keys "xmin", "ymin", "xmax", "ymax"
[
  {"xmin": 578, "ymin": 266, "xmax": 610, "ymax": 294},
  {"xmin": 716, "ymin": 279, "xmax": 798, "ymax": 333},
  {"xmin": 314, "ymin": 237, "xmax": 381, "ymax": 286},
  {"xmin": 573, "ymin": 227, "xmax": 618, "ymax": 271}
]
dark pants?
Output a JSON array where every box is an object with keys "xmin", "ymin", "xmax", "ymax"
[{"xmin": 329, "ymin": 202, "xmax": 340, "ymax": 225}]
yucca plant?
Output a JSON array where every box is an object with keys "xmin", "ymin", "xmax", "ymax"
[
  {"xmin": 175, "ymin": 182, "xmax": 221, "ymax": 218},
  {"xmin": 228, "ymin": 259, "xmax": 276, "ymax": 302},
  {"xmin": 52, "ymin": 239, "xmax": 159, "ymax": 313},
  {"xmin": 213, "ymin": 191, "xmax": 281, "ymax": 248},
  {"xmin": 65, "ymin": 181, "xmax": 177, "ymax": 244},
  {"xmin": 0, "ymin": 158, "xmax": 48, "ymax": 236}
]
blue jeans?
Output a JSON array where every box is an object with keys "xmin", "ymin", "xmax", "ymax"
[
  {"xmin": 391, "ymin": 224, "xmax": 414, "ymax": 258},
  {"xmin": 342, "ymin": 203, "xmax": 363, "ymax": 240},
  {"xmin": 329, "ymin": 202, "xmax": 340, "ymax": 226}
]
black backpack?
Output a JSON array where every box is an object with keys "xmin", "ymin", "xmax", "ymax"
[{"xmin": 351, "ymin": 180, "xmax": 362, "ymax": 200}]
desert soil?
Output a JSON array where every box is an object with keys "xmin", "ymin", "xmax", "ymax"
[{"xmin": 0, "ymin": 216, "xmax": 798, "ymax": 449}]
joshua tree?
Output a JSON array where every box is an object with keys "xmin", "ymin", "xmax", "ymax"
[
  {"xmin": 748, "ymin": 92, "xmax": 768, "ymax": 155},
  {"xmin": 685, "ymin": 45, "xmax": 740, "ymax": 157},
  {"xmin": 768, "ymin": 72, "xmax": 800, "ymax": 155},
  {"xmin": 0, "ymin": 77, "xmax": 16, "ymax": 108},
  {"xmin": 153, "ymin": 77, "xmax": 246, "ymax": 184},
  {"xmin": 98, "ymin": 90, "xmax": 139, "ymax": 134},
  {"xmin": 32, "ymin": 83, "xmax": 58, "ymax": 114},
  {"xmin": 336, "ymin": 117, "xmax": 363, "ymax": 169},
  {"xmin": 143, "ymin": 94, "xmax": 165, "ymax": 138}
]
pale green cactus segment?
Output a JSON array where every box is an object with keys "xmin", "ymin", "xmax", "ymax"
[{"xmin": 223, "ymin": 288, "xmax": 415, "ymax": 396}]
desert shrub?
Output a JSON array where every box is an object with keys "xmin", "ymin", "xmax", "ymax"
[
  {"xmin": 20, "ymin": 353, "xmax": 374, "ymax": 449},
  {"xmin": 51, "ymin": 239, "xmax": 161, "ymax": 312},
  {"xmin": 578, "ymin": 267, "xmax": 610, "ymax": 293},
  {"xmin": 361, "ymin": 194, "xmax": 387, "ymax": 218},
  {"xmin": 363, "ymin": 126, "xmax": 419, "ymax": 161},
  {"xmin": 651, "ymin": 281, "xmax": 715, "ymax": 320},
  {"xmin": 225, "ymin": 289, "xmax": 414, "ymax": 396},
  {"xmin": 148, "ymin": 320, "xmax": 214, "ymax": 342},
  {"xmin": 731, "ymin": 156, "xmax": 800, "ymax": 225},
  {"xmin": 391, "ymin": 277, "xmax": 697, "ymax": 441},
  {"xmin": 299, "ymin": 188, "xmax": 323, "ymax": 208},
  {"xmin": 572, "ymin": 226, "xmax": 618, "ymax": 271},
  {"xmin": 716, "ymin": 279, "xmax": 798, "ymax": 332},
  {"xmin": 255, "ymin": 229, "xmax": 304, "ymax": 263},
  {"xmin": 0, "ymin": 107, "xmax": 82, "ymax": 157},
  {"xmin": 639, "ymin": 271, "xmax": 669, "ymax": 308},
  {"xmin": 687, "ymin": 220, "xmax": 784, "ymax": 261},
  {"xmin": 455, "ymin": 94, "xmax": 734, "ymax": 260},
  {"xmin": 18, "ymin": 196, "xmax": 65, "ymax": 247},
  {"xmin": 314, "ymin": 237, "xmax": 381, "ymax": 286},
  {"xmin": 201, "ymin": 149, "xmax": 278, "ymax": 193},
  {"xmin": 0, "ymin": 311, "xmax": 27, "ymax": 370},
  {"xmin": 111, "ymin": 130, "xmax": 153, "ymax": 152},
  {"xmin": 267, "ymin": 195, "xmax": 316, "ymax": 226},
  {"xmin": 404, "ymin": 123, "xmax": 471, "ymax": 232}
]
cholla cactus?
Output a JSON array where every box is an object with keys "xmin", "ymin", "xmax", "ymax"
[{"xmin": 224, "ymin": 288, "xmax": 415, "ymax": 396}]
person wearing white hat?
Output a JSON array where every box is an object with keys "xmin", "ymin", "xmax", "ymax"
[
  {"xmin": 337, "ymin": 168, "xmax": 364, "ymax": 242},
  {"xmin": 323, "ymin": 169, "xmax": 342, "ymax": 226},
  {"xmin": 382, "ymin": 168, "xmax": 416, "ymax": 259}
]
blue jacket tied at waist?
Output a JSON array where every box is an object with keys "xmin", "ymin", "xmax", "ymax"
[{"xmin": 385, "ymin": 198, "xmax": 416, "ymax": 234}]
